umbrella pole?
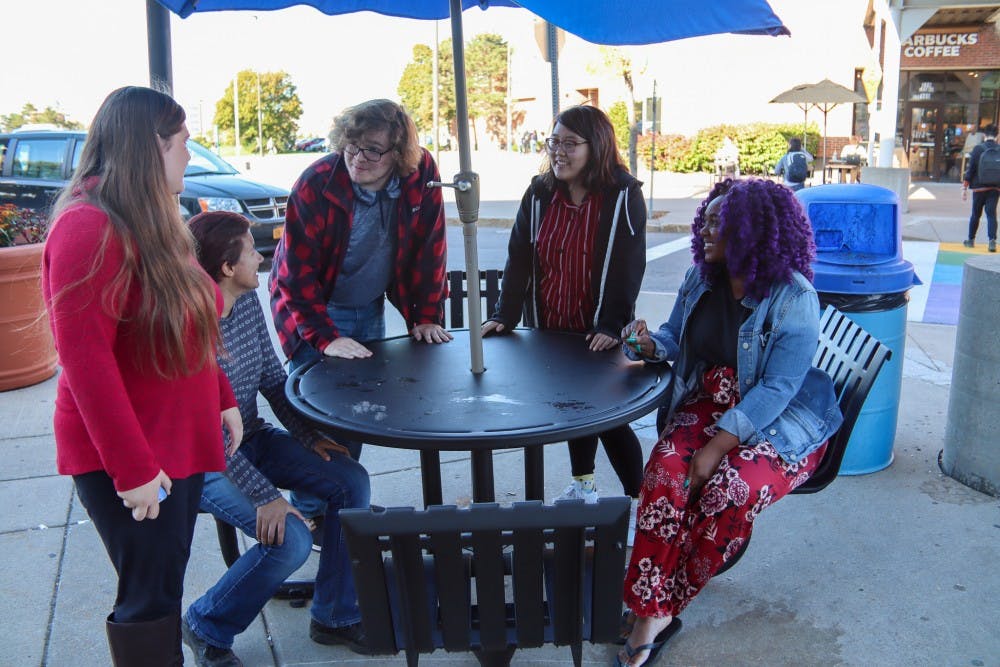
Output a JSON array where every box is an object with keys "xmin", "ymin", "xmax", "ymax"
[
  {"xmin": 801, "ymin": 104, "xmax": 808, "ymax": 146},
  {"xmin": 822, "ymin": 108, "xmax": 828, "ymax": 184},
  {"xmin": 448, "ymin": 0, "xmax": 484, "ymax": 374}
]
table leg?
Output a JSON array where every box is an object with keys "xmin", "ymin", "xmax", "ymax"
[
  {"xmin": 419, "ymin": 450, "xmax": 443, "ymax": 508},
  {"xmin": 470, "ymin": 449, "xmax": 496, "ymax": 502},
  {"xmin": 524, "ymin": 446, "xmax": 544, "ymax": 501}
]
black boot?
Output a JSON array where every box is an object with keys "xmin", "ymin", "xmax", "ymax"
[{"xmin": 105, "ymin": 611, "xmax": 183, "ymax": 666}]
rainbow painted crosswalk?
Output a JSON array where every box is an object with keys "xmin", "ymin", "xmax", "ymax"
[{"xmin": 905, "ymin": 241, "xmax": 994, "ymax": 325}]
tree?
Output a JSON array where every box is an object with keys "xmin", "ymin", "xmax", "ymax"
[
  {"xmin": 608, "ymin": 101, "xmax": 630, "ymax": 155},
  {"xmin": 597, "ymin": 47, "xmax": 644, "ymax": 174},
  {"xmin": 398, "ymin": 43, "xmax": 455, "ymax": 137},
  {"xmin": 398, "ymin": 34, "xmax": 509, "ymax": 150},
  {"xmin": 213, "ymin": 70, "xmax": 303, "ymax": 152},
  {"xmin": 465, "ymin": 33, "xmax": 509, "ymax": 148},
  {"xmin": 1, "ymin": 103, "xmax": 83, "ymax": 132}
]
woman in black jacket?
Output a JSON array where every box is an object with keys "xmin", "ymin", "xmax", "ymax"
[{"xmin": 483, "ymin": 105, "xmax": 647, "ymax": 504}]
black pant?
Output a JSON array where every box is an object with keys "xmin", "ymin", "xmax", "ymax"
[
  {"xmin": 567, "ymin": 424, "xmax": 644, "ymax": 497},
  {"xmin": 74, "ymin": 471, "xmax": 204, "ymax": 623},
  {"xmin": 969, "ymin": 189, "xmax": 999, "ymax": 241}
]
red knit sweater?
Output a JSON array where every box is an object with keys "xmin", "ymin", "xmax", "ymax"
[{"xmin": 42, "ymin": 203, "xmax": 234, "ymax": 491}]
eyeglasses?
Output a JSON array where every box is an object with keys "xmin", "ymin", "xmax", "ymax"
[
  {"xmin": 544, "ymin": 137, "xmax": 588, "ymax": 154},
  {"xmin": 344, "ymin": 143, "xmax": 393, "ymax": 162}
]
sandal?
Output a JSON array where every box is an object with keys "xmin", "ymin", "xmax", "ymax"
[{"xmin": 613, "ymin": 617, "xmax": 682, "ymax": 667}]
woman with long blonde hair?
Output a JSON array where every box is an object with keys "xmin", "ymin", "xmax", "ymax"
[{"xmin": 42, "ymin": 86, "xmax": 242, "ymax": 666}]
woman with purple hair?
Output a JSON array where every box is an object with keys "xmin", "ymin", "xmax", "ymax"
[{"xmin": 613, "ymin": 178, "xmax": 842, "ymax": 666}]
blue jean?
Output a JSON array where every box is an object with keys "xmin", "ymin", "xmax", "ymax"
[
  {"xmin": 185, "ymin": 426, "xmax": 371, "ymax": 647},
  {"xmin": 969, "ymin": 189, "xmax": 999, "ymax": 241},
  {"xmin": 289, "ymin": 297, "xmax": 385, "ymax": 517}
]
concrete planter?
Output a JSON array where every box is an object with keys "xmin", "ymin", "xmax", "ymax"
[
  {"xmin": 860, "ymin": 166, "xmax": 911, "ymax": 212},
  {"xmin": 0, "ymin": 243, "xmax": 57, "ymax": 391}
]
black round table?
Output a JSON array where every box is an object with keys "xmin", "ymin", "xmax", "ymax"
[{"xmin": 287, "ymin": 329, "xmax": 671, "ymax": 506}]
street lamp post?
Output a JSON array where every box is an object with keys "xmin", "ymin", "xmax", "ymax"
[
  {"xmin": 233, "ymin": 73, "xmax": 241, "ymax": 157},
  {"xmin": 256, "ymin": 70, "xmax": 263, "ymax": 156},
  {"xmin": 506, "ymin": 42, "xmax": 512, "ymax": 152},
  {"xmin": 433, "ymin": 21, "xmax": 440, "ymax": 164},
  {"xmin": 649, "ymin": 80, "xmax": 657, "ymax": 215}
]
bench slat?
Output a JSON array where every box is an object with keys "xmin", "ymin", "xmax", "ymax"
[
  {"xmin": 388, "ymin": 534, "xmax": 436, "ymax": 653},
  {"xmin": 343, "ymin": 527, "xmax": 397, "ymax": 653},
  {"xmin": 430, "ymin": 530, "xmax": 471, "ymax": 651},
  {"xmin": 512, "ymin": 528, "xmax": 546, "ymax": 647},
  {"xmin": 471, "ymin": 528, "xmax": 509, "ymax": 651},
  {"xmin": 590, "ymin": 516, "xmax": 630, "ymax": 643},
  {"xmin": 550, "ymin": 526, "xmax": 585, "ymax": 647}
]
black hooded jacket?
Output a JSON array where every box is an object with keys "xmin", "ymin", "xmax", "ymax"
[{"xmin": 491, "ymin": 168, "xmax": 647, "ymax": 337}]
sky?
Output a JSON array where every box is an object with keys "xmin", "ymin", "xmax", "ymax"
[
  {"xmin": 1, "ymin": 1, "xmax": 547, "ymax": 136},
  {"xmin": 1, "ymin": 1, "xmax": 870, "ymax": 139}
]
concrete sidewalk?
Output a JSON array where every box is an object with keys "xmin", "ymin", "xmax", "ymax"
[{"xmin": 3, "ymin": 176, "xmax": 998, "ymax": 666}]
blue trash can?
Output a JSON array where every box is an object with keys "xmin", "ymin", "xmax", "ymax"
[{"xmin": 796, "ymin": 184, "xmax": 919, "ymax": 475}]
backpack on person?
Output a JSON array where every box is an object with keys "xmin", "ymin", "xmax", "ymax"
[
  {"xmin": 977, "ymin": 143, "xmax": 1000, "ymax": 186},
  {"xmin": 786, "ymin": 151, "xmax": 809, "ymax": 183}
]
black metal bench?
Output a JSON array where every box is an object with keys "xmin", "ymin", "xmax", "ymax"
[
  {"xmin": 341, "ymin": 497, "xmax": 630, "ymax": 666},
  {"xmin": 715, "ymin": 304, "xmax": 892, "ymax": 573},
  {"xmin": 445, "ymin": 268, "xmax": 503, "ymax": 329}
]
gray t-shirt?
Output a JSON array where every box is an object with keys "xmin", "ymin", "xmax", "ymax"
[{"xmin": 331, "ymin": 178, "xmax": 400, "ymax": 306}]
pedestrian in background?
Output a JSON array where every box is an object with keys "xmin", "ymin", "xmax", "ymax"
[
  {"xmin": 483, "ymin": 105, "xmax": 647, "ymax": 508},
  {"xmin": 962, "ymin": 123, "xmax": 999, "ymax": 252},
  {"xmin": 773, "ymin": 137, "xmax": 813, "ymax": 191},
  {"xmin": 41, "ymin": 86, "xmax": 242, "ymax": 666}
]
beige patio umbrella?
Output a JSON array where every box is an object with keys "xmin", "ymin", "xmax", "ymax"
[{"xmin": 771, "ymin": 78, "xmax": 866, "ymax": 182}]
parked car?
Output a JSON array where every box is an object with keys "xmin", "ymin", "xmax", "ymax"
[
  {"xmin": 304, "ymin": 137, "xmax": 328, "ymax": 152},
  {"xmin": 180, "ymin": 141, "xmax": 289, "ymax": 254},
  {"xmin": 0, "ymin": 129, "xmax": 289, "ymax": 254},
  {"xmin": 294, "ymin": 137, "xmax": 327, "ymax": 152}
]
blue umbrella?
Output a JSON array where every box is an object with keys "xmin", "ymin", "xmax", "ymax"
[
  {"xmin": 159, "ymin": 0, "xmax": 788, "ymax": 44},
  {"xmin": 155, "ymin": 0, "xmax": 788, "ymax": 371}
]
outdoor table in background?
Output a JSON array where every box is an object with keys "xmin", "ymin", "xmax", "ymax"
[
  {"xmin": 825, "ymin": 161, "xmax": 862, "ymax": 184},
  {"xmin": 286, "ymin": 329, "xmax": 671, "ymax": 507}
]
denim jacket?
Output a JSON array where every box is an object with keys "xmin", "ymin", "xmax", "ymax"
[{"xmin": 628, "ymin": 266, "xmax": 842, "ymax": 464}]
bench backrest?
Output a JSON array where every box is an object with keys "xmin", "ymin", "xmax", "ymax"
[
  {"xmin": 341, "ymin": 497, "xmax": 630, "ymax": 666},
  {"xmin": 794, "ymin": 305, "xmax": 892, "ymax": 493},
  {"xmin": 446, "ymin": 269, "xmax": 503, "ymax": 329}
]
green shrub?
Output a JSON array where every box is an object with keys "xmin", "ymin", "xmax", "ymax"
[
  {"xmin": 637, "ymin": 133, "xmax": 690, "ymax": 172},
  {"xmin": 667, "ymin": 123, "xmax": 821, "ymax": 174}
]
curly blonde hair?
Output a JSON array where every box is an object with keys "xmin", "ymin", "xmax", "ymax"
[{"xmin": 329, "ymin": 99, "xmax": 422, "ymax": 176}]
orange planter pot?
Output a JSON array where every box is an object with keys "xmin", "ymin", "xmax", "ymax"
[{"xmin": 0, "ymin": 243, "xmax": 57, "ymax": 391}]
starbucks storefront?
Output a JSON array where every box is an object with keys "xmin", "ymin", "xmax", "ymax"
[{"xmin": 899, "ymin": 25, "xmax": 1000, "ymax": 182}]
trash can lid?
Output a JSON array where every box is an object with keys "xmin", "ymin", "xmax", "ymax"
[
  {"xmin": 812, "ymin": 257, "xmax": 919, "ymax": 294},
  {"xmin": 797, "ymin": 184, "xmax": 901, "ymax": 266},
  {"xmin": 797, "ymin": 183, "xmax": 898, "ymax": 206}
]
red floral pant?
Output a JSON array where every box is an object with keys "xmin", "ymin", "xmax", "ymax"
[{"xmin": 623, "ymin": 366, "xmax": 826, "ymax": 618}]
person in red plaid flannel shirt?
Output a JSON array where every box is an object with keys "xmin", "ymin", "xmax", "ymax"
[{"xmin": 268, "ymin": 99, "xmax": 450, "ymax": 551}]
